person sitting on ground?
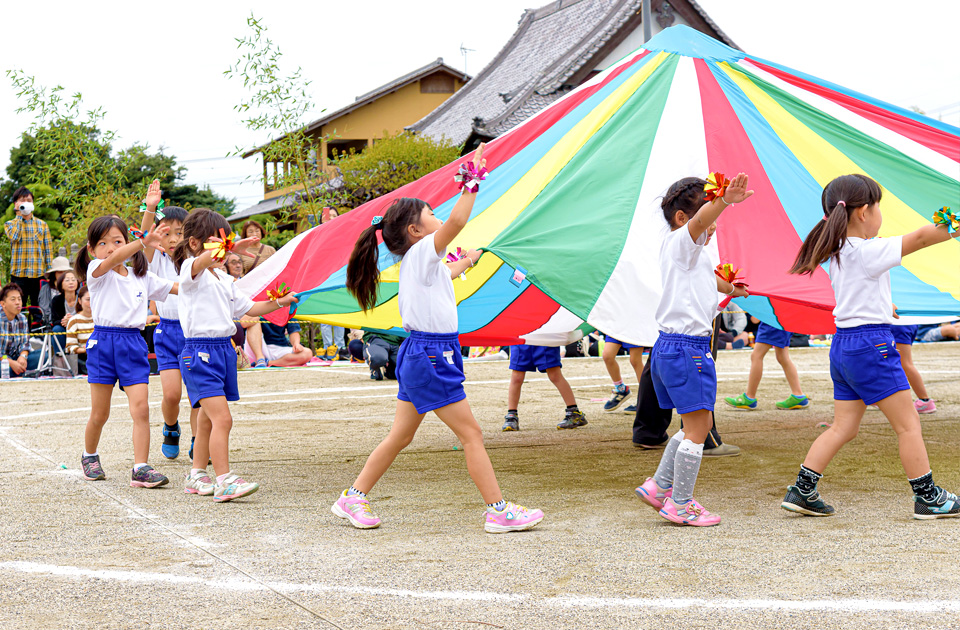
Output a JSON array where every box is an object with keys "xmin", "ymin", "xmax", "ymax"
[
  {"xmin": 65, "ymin": 286, "xmax": 94, "ymax": 375},
  {"xmin": 915, "ymin": 321, "xmax": 960, "ymax": 343},
  {"xmin": 239, "ymin": 220, "xmax": 276, "ymax": 274},
  {"xmin": 364, "ymin": 330, "xmax": 403, "ymax": 380},
  {"xmin": 244, "ymin": 317, "xmax": 312, "ymax": 367},
  {"xmin": 39, "ymin": 255, "xmax": 73, "ymax": 326},
  {"xmin": 0, "ymin": 283, "xmax": 40, "ymax": 376},
  {"xmin": 717, "ymin": 309, "xmax": 749, "ymax": 350}
]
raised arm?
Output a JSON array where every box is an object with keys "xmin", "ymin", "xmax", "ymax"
[
  {"xmin": 687, "ymin": 173, "xmax": 753, "ymax": 243},
  {"xmin": 434, "ymin": 144, "xmax": 485, "ymax": 254},
  {"xmin": 901, "ymin": 221, "xmax": 960, "ymax": 257},
  {"xmin": 91, "ymin": 225, "xmax": 169, "ymax": 279},
  {"xmin": 139, "ymin": 179, "xmax": 163, "ymax": 263}
]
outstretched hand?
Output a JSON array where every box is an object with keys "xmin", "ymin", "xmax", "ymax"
[
  {"xmin": 723, "ymin": 173, "xmax": 753, "ymax": 205},
  {"xmin": 231, "ymin": 235, "xmax": 261, "ymax": 258},
  {"xmin": 471, "ymin": 143, "xmax": 486, "ymax": 174},
  {"xmin": 143, "ymin": 179, "xmax": 162, "ymax": 209},
  {"xmin": 141, "ymin": 224, "xmax": 170, "ymax": 250}
]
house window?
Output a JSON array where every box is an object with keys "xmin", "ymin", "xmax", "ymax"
[{"xmin": 420, "ymin": 73, "xmax": 455, "ymax": 94}]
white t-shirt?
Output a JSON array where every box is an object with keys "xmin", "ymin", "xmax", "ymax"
[
  {"xmin": 178, "ymin": 257, "xmax": 255, "ymax": 338},
  {"xmin": 86, "ymin": 258, "xmax": 174, "ymax": 329},
  {"xmin": 829, "ymin": 236, "xmax": 903, "ymax": 328},
  {"xmin": 147, "ymin": 252, "xmax": 180, "ymax": 320},
  {"xmin": 398, "ymin": 233, "xmax": 458, "ymax": 334},
  {"xmin": 655, "ymin": 226, "xmax": 719, "ymax": 337}
]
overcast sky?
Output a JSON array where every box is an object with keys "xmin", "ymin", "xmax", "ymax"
[{"xmin": 2, "ymin": 0, "xmax": 958, "ymax": 212}]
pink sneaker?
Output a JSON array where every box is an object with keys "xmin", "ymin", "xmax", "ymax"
[
  {"xmin": 484, "ymin": 501, "xmax": 544, "ymax": 533},
  {"xmin": 331, "ymin": 490, "xmax": 381, "ymax": 529},
  {"xmin": 659, "ymin": 497, "xmax": 721, "ymax": 527},
  {"xmin": 635, "ymin": 477, "xmax": 673, "ymax": 510},
  {"xmin": 915, "ymin": 399, "xmax": 937, "ymax": 414}
]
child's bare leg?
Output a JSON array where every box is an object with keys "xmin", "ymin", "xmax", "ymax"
[
  {"xmin": 602, "ymin": 342, "xmax": 622, "ymax": 383},
  {"xmin": 774, "ymin": 347, "xmax": 803, "ymax": 396},
  {"xmin": 434, "ymin": 399, "xmax": 502, "ymax": 504},
  {"xmin": 159, "ymin": 369, "xmax": 182, "ymax": 427},
  {"xmin": 84, "ymin": 383, "xmax": 114, "ymax": 454},
  {"xmin": 353, "ymin": 400, "xmax": 426, "ymax": 494},
  {"xmin": 545, "ymin": 366, "xmax": 576, "ymax": 406},
  {"xmin": 803, "ymin": 400, "xmax": 866, "ymax": 472},
  {"xmin": 507, "ymin": 370, "xmax": 525, "ymax": 410},
  {"xmin": 124, "ymin": 383, "xmax": 151, "ymax": 464},
  {"xmin": 897, "ymin": 344, "xmax": 929, "ymax": 400},
  {"xmin": 628, "ymin": 347, "xmax": 645, "ymax": 384},
  {"xmin": 746, "ymin": 344, "xmax": 771, "ymax": 398},
  {"xmin": 193, "ymin": 407, "xmax": 212, "ymax": 469},
  {"xmin": 189, "ymin": 406, "xmax": 200, "ymax": 438},
  {"xmin": 195, "ymin": 397, "xmax": 232, "ymax": 477},
  {"xmin": 875, "ymin": 390, "xmax": 930, "ymax": 478}
]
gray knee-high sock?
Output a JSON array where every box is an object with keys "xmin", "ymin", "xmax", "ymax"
[
  {"xmin": 652, "ymin": 429, "xmax": 684, "ymax": 489},
  {"xmin": 672, "ymin": 439, "xmax": 704, "ymax": 504}
]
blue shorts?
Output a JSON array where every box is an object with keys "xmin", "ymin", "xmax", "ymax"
[
  {"xmin": 755, "ymin": 322, "xmax": 793, "ymax": 348},
  {"xmin": 603, "ymin": 334, "xmax": 641, "ymax": 350},
  {"xmin": 180, "ymin": 337, "xmax": 238, "ymax": 408},
  {"xmin": 86, "ymin": 326, "xmax": 150, "ymax": 388},
  {"xmin": 509, "ymin": 345, "xmax": 562, "ymax": 373},
  {"xmin": 396, "ymin": 331, "xmax": 466, "ymax": 414},
  {"xmin": 650, "ymin": 332, "xmax": 716, "ymax": 415},
  {"xmin": 154, "ymin": 318, "xmax": 186, "ymax": 371},
  {"xmin": 890, "ymin": 324, "xmax": 918, "ymax": 346},
  {"xmin": 830, "ymin": 324, "xmax": 910, "ymax": 405}
]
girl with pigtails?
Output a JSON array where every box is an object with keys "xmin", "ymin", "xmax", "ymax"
[{"xmin": 333, "ymin": 144, "xmax": 544, "ymax": 534}]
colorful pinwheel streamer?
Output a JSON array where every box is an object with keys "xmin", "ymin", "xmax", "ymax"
[
  {"xmin": 704, "ymin": 172, "xmax": 730, "ymax": 202},
  {"xmin": 266, "ymin": 282, "xmax": 292, "ymax": 301},
  {"xmin": 128, "ymin": 227, "xmax": 145, "ymax": 240},
  {"xmin": 446, "ymin": 247, "xmax": 471, "ymax": 281},
  {"xmin": 932, "ymin": 207, "xmax": 959, "ymax": 233},
  {"xmin": 454, "ymin": 162, "xmax": 488, "ymax": 193},
  {"xmin": 715, "ymin": 263, "xmax": 748, "ymax": 288},
  {"xmin": 203, "ymin": 228, "xmax": 238, "ymax": 262},
  {"xmin": 139, "ymin": 199, "xmax": 165, "ymax": 220}
]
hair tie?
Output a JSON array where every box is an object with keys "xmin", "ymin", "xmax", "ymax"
[
  {"xmin": 837, "ymin": 201, "xmax": 846, "ymax": 208},
  {"xmin": 371, "ymin": 216, "xmax": 384, "ymax": 231}
]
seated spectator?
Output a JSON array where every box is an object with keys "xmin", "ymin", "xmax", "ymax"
[
  {"xmin": 225, "ymin": 251, "xmax": 244, "ymax": 280},
  {"xmin": 239, "ymin": 220, "xmax": 277, "ymax": 274},
  {"xmin": 38, "ymin": 255, "xmax": 72, "ymax": 326},
  {"xmin": 51, "ymin": 269, "xmax": 80, "ymax": 351},
  {"xmin": 0, "ymin": 283, "xmax": 40, "ymax": 376},
  {"xmin": 363, "ymin": 330, "xmax": 403, "ymax": 380},
  {"xmin": 65, "ymin": 286, "xmax": 94, "ymax": 374},
  {"xmin": 718, "ymin": 309, "xmax": 749, "ymax": 350},
  {"xmin": 244, "ymin": 318, "xmax": 312, "ymax": 367},
  {"xmin": 916, "ymin": 321, "xmax": 960, "ymax": 343}
]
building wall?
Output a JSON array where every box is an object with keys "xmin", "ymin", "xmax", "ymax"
[{"xmin": 593, "ymin": 13, "xmax": 693, "ymax": 71}]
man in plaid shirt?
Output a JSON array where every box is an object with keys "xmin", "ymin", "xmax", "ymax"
[
  {"xmin": 4, "ymin": 186, "xmax": 53, "ymax": 307},
  {"xmin": 0, "ymin": 283, "xmax": 39, "ymax": 376}
]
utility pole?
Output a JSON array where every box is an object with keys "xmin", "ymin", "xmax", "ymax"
[{"xmin": 642, "ymin": 0, "xmax": 652, "ymax": 43}]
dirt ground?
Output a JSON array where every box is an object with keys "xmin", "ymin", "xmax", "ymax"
[{"xmin": 0, "ymin": 343, "xmax": 958, "ymax": 630}]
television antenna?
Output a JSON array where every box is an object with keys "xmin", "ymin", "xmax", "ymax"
[{"xmin": 460, "ymin": 43, "xmax": 476, "ymax": 76}]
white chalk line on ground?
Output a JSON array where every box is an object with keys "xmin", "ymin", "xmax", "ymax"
[{"xmin": 1, "ymin": 560, "xmax": 956, "ymax": 614}]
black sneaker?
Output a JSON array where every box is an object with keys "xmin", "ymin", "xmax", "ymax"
[
  {"xmin": 81, "ymin": 454, "xmax": 106, "ymax": 481},
  {"xmin": 161, "ymin": 422, "xmax": 180, "ymax": 459},
  {"xmin": 913, "ymin": 487, "xmax": 960, "ymax": 520},
  {"xmin": 781, "ymin": 485, "xmax": 835, "ymax": 516},
  {"xmin": 370, "ymin": 368, "xmax": 383, "ymax": 381},
  {"xmin": 557, "ymin": 410, "xmax": 588, "ymax": 430},
  {"xmin": 502, "ymin": 412, "xmax": 519, "ymax": 432},
  {"xmin": 189, "ymin": 436, "xmax": 195, "ymax": 461}
]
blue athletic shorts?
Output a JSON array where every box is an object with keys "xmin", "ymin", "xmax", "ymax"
[
  {"xmin": 650, "ymin": 331, "xmax": 716, "ymax": 415},
  {"xmin": 890, "ymin": 324, "xmax": 918, "ymax": 346},
  {"xmin": 180, "ymin": 337, "xmax": 238, "ymax": 408},
  {"xmin": 86, "ymin": 326, "xmax": 150, "ymax": 388},
  {"xmin": 396, "ymin": 331, "xmax": 466, "ymax": 414},
  {"xmin": 830, "ymin": 324, "xmax": 910, "ymax": 405},
  {"xmin": 603, "ymin": 334, "xmax": 641, "ymax": 350},
  {"xmin": 755, "ymin": 322, "xmax": 793, "ymax": 348},
  {"xmin": 509, "ymin": 345, "xmax": 562, "ymax": 373},
  {"xmin": 154, "ymin": 318, "xmax": 186, "ymax": 371}
]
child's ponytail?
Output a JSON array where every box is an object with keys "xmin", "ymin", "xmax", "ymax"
[
  {"xmin": 73, "ymin": 215, "xmax": 148, "ymax": 281},
  {"xmin": 789, "ymin": 174, "xmax": 883, "ymax": 275},
  {"xmin": 74, "ymin": 245, "xmax": 92, "ymax": 283}
]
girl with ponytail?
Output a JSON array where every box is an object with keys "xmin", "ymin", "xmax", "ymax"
[
  {"xmin": 782, "ymin": 174, "xmax": 960, "ymax": 520},
  {"xmin": 335, "ymin": 144, "xmax": 544, "ymax": 534}
]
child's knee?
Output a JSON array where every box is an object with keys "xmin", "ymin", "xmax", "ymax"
[
  {"xmin": 546, "ymin": 367, "xmax": 563, "ymax": 383},
  {"xmin": 162, "ymin": 390, "xmax": 181, "ymax": 407}
]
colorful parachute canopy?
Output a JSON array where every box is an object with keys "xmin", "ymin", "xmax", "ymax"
[{"xmin": 239, "ymin": 25, "xmax": 959, "ymax": 345}]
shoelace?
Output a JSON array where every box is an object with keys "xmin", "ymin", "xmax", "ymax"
[{"xmin": 88, "ymin": 461, "xmax": 103, "ymax": 474}]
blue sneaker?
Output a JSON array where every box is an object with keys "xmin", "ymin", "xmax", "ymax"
[
  {"xmin": 188, "ymin": 436, "xmax": 194, "ymax": 461},
  {"xmin": 161, "ymin": 423, "xmax": 181, "ymax": 459},
  {"xmin": 914, "ymin": 487, "xmax": 960, "ymax": 520},
  {"xmin": 603, "ymin": 384, "xmax": 630, "ymax": 411}
]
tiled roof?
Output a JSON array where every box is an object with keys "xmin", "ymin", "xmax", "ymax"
[{"xmin": 410, "ymin": 0, "xmax": 735, "ymax": 144}]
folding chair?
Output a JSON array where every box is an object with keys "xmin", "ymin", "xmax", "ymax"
[{"xmin": 22, "ymin": 306, "xmax": 75, "ymax": 378}]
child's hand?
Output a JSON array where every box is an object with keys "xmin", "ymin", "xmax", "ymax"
[
  {"xmin": 731, "ymin": 286, "xmax": 750, "ymax": 298},
  {"xmin": 143, "ymin": 179, "xmax": 162, "ymax": 210},
  {"xmin": 464, "ymin": 248, "xmax": 482, "ymax": 264},
  {"xmin": 471, "ymin": 143, "xmax": 486, "ymax": 173},
  {"xmin": 232, "ymin": 236, "xmax": 261, "ymax": 258},
  {"xmin": 723, "ymin": 173, "xmax": 754, "ymax": 205},
  {"xmin": 280, "ymin": 294, "xmax": 299, "ymax": 308},
  {"xmin": 892, "ymin": 304, "xmax": 900, "ymax": 319},
  {"xmin": 142, "ymin": 224, "xmax": 170, "ymax": 249}
]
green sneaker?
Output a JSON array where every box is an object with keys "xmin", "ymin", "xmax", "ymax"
[
  {"xmin": 724, "ymin": 393, "xmax": 757, "ymax": 410},
  {"xmin": 776, "ymin": 395, "xmax": 810, "ymax": 410}
]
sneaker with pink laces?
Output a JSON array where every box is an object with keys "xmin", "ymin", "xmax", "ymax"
[
  {"xmin": 635, "ymin": 477, "xmax": 673, "ymax": 511},
  {"xmin": 915, "ymin": 399, "xmax": 937, "ymax": 414},
  {"xmin": 331, "ymin": 490, "xmax": 381, "ymax": 529},
  {"xmin": 484, "ymin": 501, "xmax": 544, "ymax": 533},
  {"xmin": 659, "ymin": 497, "xmax": 721, "ymax": 527}
]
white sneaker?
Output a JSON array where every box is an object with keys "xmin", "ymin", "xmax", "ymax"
[
  {"xmin": 184, "ymin": 470, "xmax": 215, "ymax": 496},
  {"xmin": 213, "ymin": 473, "xmax": 260, "ymax": 503}
]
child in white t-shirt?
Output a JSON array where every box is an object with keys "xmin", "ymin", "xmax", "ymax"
[
  {"xmin": 74, "ymin": 216, "xmax": 177, "ymax": 488},
  {"xmin": 334, "ymin": 144, "xmax": 544, "ymax": 534},
  {"xmin": 172, "ymin": 209, "xmax": 298, "ymax": 502},
  {"xmin": 782, "ymin": 173, "xmax": 960, "ymax": 520},
  {"xmin": 634, "ymin": 174, "xmax": 752, "ymax": 527}
]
